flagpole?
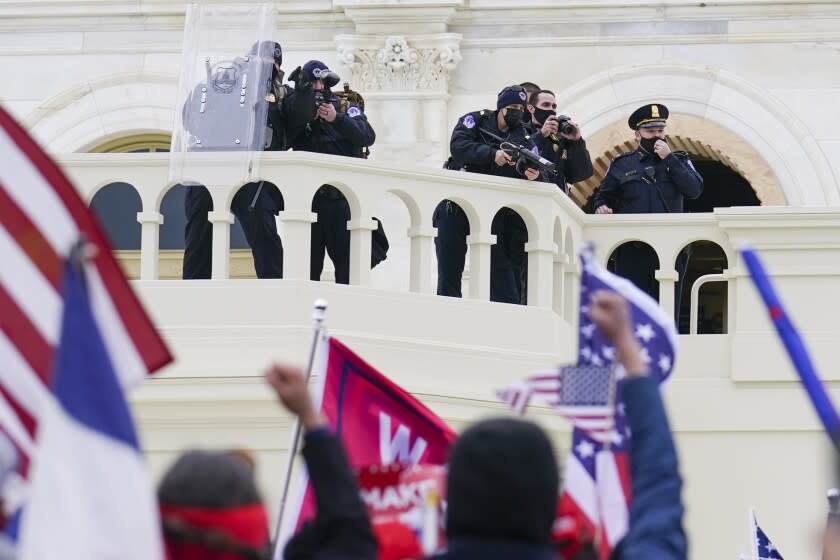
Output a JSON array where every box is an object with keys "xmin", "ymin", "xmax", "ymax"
[{"xmin": 271, "ymin": 299, "xmax": 328, "ymax": 555}]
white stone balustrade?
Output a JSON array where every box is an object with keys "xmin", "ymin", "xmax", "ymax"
[{"xmin": 58, "ymin": 152, "xmax": 840, "ymax": 338}]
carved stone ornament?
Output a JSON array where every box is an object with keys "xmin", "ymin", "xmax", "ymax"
[{"xmin": 336, "ymin": 34, "xmax": 462, "ymax": 92}]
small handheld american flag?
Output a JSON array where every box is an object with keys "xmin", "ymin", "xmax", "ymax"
[{"xmin": 497, "ymin": 243, "xmax": 678, "ymax": 559}]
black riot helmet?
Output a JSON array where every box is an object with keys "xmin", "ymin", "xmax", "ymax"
[{"xmin": 249, "ymin": 40, "xmax": 282, "ymax": 68}]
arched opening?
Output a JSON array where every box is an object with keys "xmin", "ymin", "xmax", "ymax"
[
  {"xmin": 676, "ymin": 241, "xmax": 729, "ymax": 335},
  {"xmin": 162, "ymin": 184, "xmax": 251, "ymax": 280},
  {"xmin": 88, "ymin": 134, "xmax": 171, "ymax": 153},
  {"xmin": 686, "ymin": 160, "xmax": 759, "ymax": 212},
  {"xmin": 608, "ymin": 241, "xmax": 660, "ymax": 302},
  {"xmin": 490, "ymin": 207, "xmax": 529, "ymax": 306},
  {"xmin": 577, "ymin": 135, "xmax": 762, "ymax": 212},
  {"xmin": 90, "ymin": 183, "xmax": 142, "ymax": 251}
]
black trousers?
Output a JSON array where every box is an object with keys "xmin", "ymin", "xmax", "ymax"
[
  {"xmin": 310, "ymin": 185, "xmax": 351, "ymax": 285},
  {"xmin": 182, "ymin": 183, "xmax": 284, "ymax": 279},
  {"xmin": 433, "ymin": 202, "xmax": 527, "ymax": 305},
  {"xmin": 433, "ymin": 200, "xmax": 469, "ymax": 298},
  {"xmin": 490, "ymin": 208, "xmax": 527, "ymax": 305}
]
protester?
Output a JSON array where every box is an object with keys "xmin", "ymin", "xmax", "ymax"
[
  {"xmin": 264, "ymin": 364, "xmax": 378, "ymax": 560},
  {"xmin": 158, "ymin": 449, "xmax": 270, "ymax": 560},
  {"xmin": 432, "ymin": 290, "xmax": 686, "ymax": 560}
]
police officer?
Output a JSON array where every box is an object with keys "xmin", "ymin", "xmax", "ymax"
[
  {"xmin": 182, "ymin": 41, "xmax": 285, "ymax": 280},
  {"xmin": 436, "ymin": 85, "xmax": 545, "ymax": 304},
  {"xmin": 525, "ymin": 89, "xmax": 594, "ymax": 193},
  {"xmin": 592, "ymin": 103, "xmax": 703, "ymax": 301},
  {"xmin": 277, "ymin": 60, "xmax": 377, "ymax": 284}
]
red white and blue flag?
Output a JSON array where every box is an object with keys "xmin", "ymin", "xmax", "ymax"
[
  {"xmin": 0, "ymin": 105, "xmax": 172, "ymax": 473},
  {"xmin": 0, "ymin": 105, "xmax": 172, "ymax": 556},
  {"xmin": 498, "ymin": 245, "xmax": 678, "ymax": 559},
  {"xmin": 18, "ymin": 257, "xmax": 164, "ymax": 560}
]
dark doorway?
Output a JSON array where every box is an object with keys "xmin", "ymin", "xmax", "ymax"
[{"xmin": 686, "ymin": 160, "xmax": 759, "ymax": 212}]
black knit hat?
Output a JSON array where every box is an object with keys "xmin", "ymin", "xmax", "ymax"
[{"xmin": 446, "ymin": 418, "xmax": 560, "ymax": 544}]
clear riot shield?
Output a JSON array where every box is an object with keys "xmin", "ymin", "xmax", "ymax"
[{"xmin": 170, "ymin": 3, "xmax": 276, "ymax": 185}]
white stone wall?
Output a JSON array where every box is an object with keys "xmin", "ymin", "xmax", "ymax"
[
  {"xmin": 5, "ymin": 1, "xmax": 839, "ymax": 203},
  {"xmin": 7, "ymin": 2, "xmax": 840, "ymax": 559}
]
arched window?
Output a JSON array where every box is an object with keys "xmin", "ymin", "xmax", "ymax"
[{"xmin": 88, "ymin": 134, "xmax": 171, "ymax": 153}]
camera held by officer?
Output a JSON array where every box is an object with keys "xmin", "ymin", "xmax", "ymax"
[
  {"xmin": 272, "ymin": 60, "xmax": 386, "ymax": 285},
  {"xmin": 525, "ymin": 89, "xmax": 594, "ymax": 194}
]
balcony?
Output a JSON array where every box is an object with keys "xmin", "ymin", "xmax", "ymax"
[{"xmin": 58, "ymin": 151, "xmax": 840, "ymax": 560}]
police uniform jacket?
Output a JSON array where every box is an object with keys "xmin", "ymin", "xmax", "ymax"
[
  {"xmin": 592, "ymin": 148, "xmax": 703, "ymax": 214},
  {"xmin": 280, "ymin": 89, "xmax": 375, "ymax": 158},
  {"xmin": 450, "ymin": 110, "xmax": 548, "ymax": 181},
  {"xmin": 525, "ymin": 122, "xmax": 594, "ymax": 189}
]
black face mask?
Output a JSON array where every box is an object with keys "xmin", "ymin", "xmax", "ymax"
[
  {"xmin": 503, "ymin": 109, "xmax": 524, "ymax": 129},
  {"xmin": 533, "ymin": 108, "xmax": 556, "ymax": 126},
  {"xmin": 639, "ymin": 137, "xmax": 663, "ymax": 155}
]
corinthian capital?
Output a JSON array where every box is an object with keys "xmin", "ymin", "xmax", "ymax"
[{"xmin": 335, "ymin": 34, "xmax": 462, "ymax": 93}]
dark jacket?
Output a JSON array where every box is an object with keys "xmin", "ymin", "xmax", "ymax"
[
  {"xmin": 283, "ymin": 429, "xmax": 377, "ymax": 560},
  {"xmin": 592, "ymin": 149, "xmax": 702, "ymax": 214},
  {"xmin": 278, "ymin": 88, "xmax": 375, "ymax": 158},
  {"xmin": 526, "ymin": 122, "xmax": 594, "ymax": 191},
  {"xmin": 427, "ymin": 376, "xmax": 685, "ymax": 560},
  {"xmin": 611, "ymin": 376, "xmax": 686, "ymax": 560},
  {"xmin": 449, "ymin": 110, "xmax": 547, "ymax": 181}
]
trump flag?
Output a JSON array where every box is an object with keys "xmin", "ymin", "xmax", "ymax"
[{"xmin": 277, "ymin": 336, "xmax": 456, "ymax": 553}]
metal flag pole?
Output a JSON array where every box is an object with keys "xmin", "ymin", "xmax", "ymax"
[{"xmin": 270, "ymin": 299, "xmax": 328, "ymax": 556}]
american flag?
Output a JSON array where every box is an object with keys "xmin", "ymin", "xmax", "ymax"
[
  {"xmin": 498, "ymin": 244, "xmax": 677, "ymax": 559},
  {"xmin": 495, "ymin": 365, "xmax": 614, "ymax": 442},
  {"xmin": 741, "ymin": 509, "xmax": 784, "ymax": 560},
  {"xmin": 0, "ymin": 105, "xmax": 172, "ymax": 487}
]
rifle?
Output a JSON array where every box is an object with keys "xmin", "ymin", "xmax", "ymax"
[{"xmin": 478, "ymin": 126, "xmax": 557, "ymax": 178}]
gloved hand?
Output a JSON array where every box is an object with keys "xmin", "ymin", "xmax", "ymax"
[{"xmin": 288, "ymin": 65, "xmax": 311, "ymax": 91}]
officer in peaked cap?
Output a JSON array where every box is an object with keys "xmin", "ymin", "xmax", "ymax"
[
  {"xmin": 182, "ymin": 40, "xmax": 286, "ymax": 280},
  {"xmin": 591, "ymin": 103, "xmax": 703, "ymax": 306}
]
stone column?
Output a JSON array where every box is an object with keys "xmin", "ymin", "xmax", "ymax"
[
  {"xmin": 136, "ymin": 211, "xmax": 162, "ymax": 280},
  {"xmin": 408, "ymin": 225, "xmax": 436, "ymax": 294},
  {"xmin": 525, "ymin": 240, "xmax": 555, "ymax": 308},
  {"xmin": 208, "ymin": 210, "xmax": 233, "ymax": 280},
  {"xmin": 655, "ymin": 269, "xmax": 679, "ymax": 321},
  {"xmin": 348, "ymin": 217, "xmax": 377, "ymax": 286},
  {"xmin": 278, "ymin": 210, "xmax": 318, "ymax": 280},
  {"xmin": 467, "ymin": 233, "xmax": 494, "ymax": 301}
]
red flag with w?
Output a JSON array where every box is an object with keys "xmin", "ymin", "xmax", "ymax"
[
  {"xmin": 277, "ymin": 336, "xmax": 456, "ymax": 549},
  {"xmin": 0, "ymin": 105, "xmax": 173, "ymax": 474}
]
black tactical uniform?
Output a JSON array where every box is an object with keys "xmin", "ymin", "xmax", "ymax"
[
  {"xmin": 437, "ymin": 85, "xmax": 547, "ymax": 304},
  {"xmin": 182, "ymin": 41, "xmax": 285, "ymax": 280},
  {"xmin": 279, "ymin": 60, "xmax": 378, "ymax": 285},
  {"xmin": 526, "ymin": 122, "xmax": 594, "ymax": 193},
  {"xmin": 592, "ymin": 103, "xmax": 703, "ymax": 305}
]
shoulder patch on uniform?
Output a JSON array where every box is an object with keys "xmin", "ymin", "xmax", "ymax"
[
  {"xmin": 462, "ymin": 114, "xmax": 476, "ymax": 129},
  {"xmin": 612, "ymin": 151, "xmax": 635, "ymax": 162},
  {"xmin": 347, "ymin": 106, "xmax": 362, "ymax": 118}
]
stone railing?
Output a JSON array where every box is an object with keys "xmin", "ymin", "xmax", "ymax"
[{"xmin": 57, "ymin": 153, "xmax": 840, "ymax": 343}]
